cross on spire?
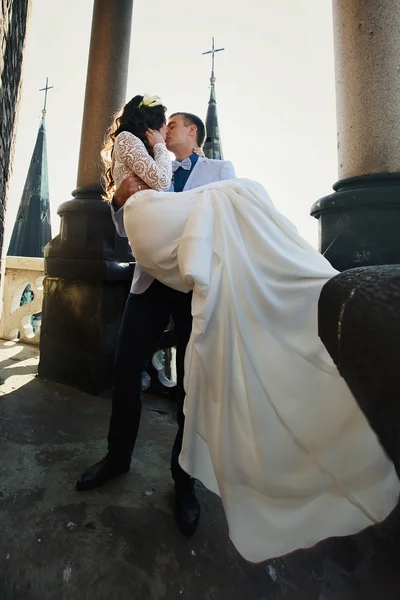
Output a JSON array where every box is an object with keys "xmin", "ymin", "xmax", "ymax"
[
  {"xmin": 39, "ymin": 77, "xmax": 54, "ymax": 114},
  {"xmin": 202, "ymin": 37, "xmax": 224, "ymax": 81}
]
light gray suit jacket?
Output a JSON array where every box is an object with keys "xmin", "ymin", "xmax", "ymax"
[{"xmin": 111, "ymin": 157, "xmax": 236, "ymax": 293}]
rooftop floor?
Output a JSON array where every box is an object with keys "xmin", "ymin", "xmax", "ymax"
[{"xmin": 0, "ymin": 341, "xmax": 399, "ymax": 600}]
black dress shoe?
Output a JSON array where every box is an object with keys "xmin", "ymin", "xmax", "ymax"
[
  {"xmin": 174, "ymin": 483, "xmax": 200, "ymax": 536},
  {"xmin": 76, "ymin": 454, "xmax": 130, "ymax": 491}
]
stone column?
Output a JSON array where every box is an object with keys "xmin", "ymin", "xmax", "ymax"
[
  {"xmin": 38, "ymin": 0, "xmax": 134, "ymax": 394},
  {"xmin": 75, "ymin": 0, "xmax": 132, "ymax": 196},
  {"xmin": 311, "ymin": 0, "xmax": 400, "ymax": 270}
]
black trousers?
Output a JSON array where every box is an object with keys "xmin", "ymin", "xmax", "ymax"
[{"xmin": 107, "ymin": 279, "xmax": 193, "ymax": 487}]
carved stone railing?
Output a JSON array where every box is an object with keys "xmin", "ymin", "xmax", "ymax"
[
  {"xmin": 0, "ymin": 254, "xmax": 177, "ymax": 390},
  {"xmin": 0, "ymin": 256, "xmax": 44, "ymax": 345},
  {"xmin": 143, "ymin": 328, "xmax": 177, "ymax": 396}
]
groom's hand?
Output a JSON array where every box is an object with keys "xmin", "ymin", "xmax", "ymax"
[{"xmin": 113, "ymin": 175, "xmax": 150, "ymax": 207}]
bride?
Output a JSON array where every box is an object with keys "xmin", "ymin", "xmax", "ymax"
[{"xmin": 103, "ymin": 94, "xmax": 400, "ymax": 563}]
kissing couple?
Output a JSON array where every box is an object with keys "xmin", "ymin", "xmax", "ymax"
[{"xmin": 76, "ymin": 94, "xmax": 399, "ymax": 563}]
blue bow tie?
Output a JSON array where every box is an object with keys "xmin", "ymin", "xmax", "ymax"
[{"xmin": 172, "ymin": 157, "xmax": 192, "ymax": 173}]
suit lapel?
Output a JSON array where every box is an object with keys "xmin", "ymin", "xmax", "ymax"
[{"xmin": 183, "ymin": 157, "xmax": 207, "ymax": 191}]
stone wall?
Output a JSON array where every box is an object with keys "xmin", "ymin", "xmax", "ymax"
[{"xmin": 0, "ymin": 0, "xmax": 31, "ymax": 255}]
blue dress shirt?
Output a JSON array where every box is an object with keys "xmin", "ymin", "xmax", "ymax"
[{"xmin": 172, "ymin": 153, "xmax": 199, "ymax": 192}]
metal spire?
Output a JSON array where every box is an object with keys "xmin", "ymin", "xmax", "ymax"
[
  {"xmin": 202, "ymin": 38, "xmax": 224, "ymax": 160},
  {"xmin": 202, "ymin": 37, "xmax": 224, "ymax": 81},
  {"xmin": 39, "ymin": 77, "xmax": 53, "ymax": 114},
  {"xmin": 8, "ymin": 82, "xmax": 52, "ymax": 257}
]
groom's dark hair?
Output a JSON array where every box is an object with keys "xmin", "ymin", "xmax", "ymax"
[{"xmin": 170, "ymin": 112, "xmax": 206, "ymax": 147}]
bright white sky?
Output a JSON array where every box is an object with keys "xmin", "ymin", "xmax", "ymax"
[{"xmin": 6, "ymin": 0, "xmax": 338, "ymax": 251}]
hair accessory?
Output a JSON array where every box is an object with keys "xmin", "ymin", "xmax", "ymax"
[{"xmin": 139, "ymin": 94, "xmax": 163, "ymax": 109}]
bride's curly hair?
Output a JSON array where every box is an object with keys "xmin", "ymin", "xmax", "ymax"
[{"xmin": 101, "ymin": 95, "xmax": 166, "ymax": 202}]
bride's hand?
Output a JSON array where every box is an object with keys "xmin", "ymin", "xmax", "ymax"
[
  {"xmin": 146, "ymin": 129, "xmax": 165, "ymax": 148},
  {"xmin": 193, "ymin": 147, "xmax": 205, "ymax": 157}
]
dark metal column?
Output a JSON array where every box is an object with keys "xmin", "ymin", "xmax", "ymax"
[
  {"xmin": 311, "ymin": 0, "xmax": 400, "ymax": 270},
  {"xmin": 38, "ymin": 0, "xmax": 134, "ymax": 394}
]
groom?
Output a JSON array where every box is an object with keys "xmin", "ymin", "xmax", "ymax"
[{"xmin": 76, "ymin": 112, "xmax": 236, "ymax": 535}]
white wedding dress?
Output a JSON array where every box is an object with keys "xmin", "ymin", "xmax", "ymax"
[{"xmin": 114, "ymin": 139, "xmax": 399, "ymax": 563}]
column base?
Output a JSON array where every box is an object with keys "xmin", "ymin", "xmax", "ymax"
[
  {"xmin": 310, "ymin": 174, "xmax": 400, "ymax": 271},
  {"xmin": 38, "ymin": 195, "xmax": 134, "ymax": 395},
  {"xmin": 38, "ymin": 275, "xmax": 131, "ymax": 394},
  {"xmin": 318, "ymin": 265, "xmax": 400, "ymax": 475}
]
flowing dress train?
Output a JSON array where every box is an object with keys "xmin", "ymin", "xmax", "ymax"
[{"xmin": 123, "ymin": 178, "xmax": 400, "ymax": 562}]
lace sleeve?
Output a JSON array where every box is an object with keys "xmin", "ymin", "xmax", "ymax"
[{"xmin": 114, "ymin": 131, "xmax": 172, "ymax": 191}]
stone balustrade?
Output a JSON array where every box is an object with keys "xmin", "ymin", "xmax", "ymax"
[{"xmin": 0, "ymin": 256, "xmax": 44, "ymax": 345}]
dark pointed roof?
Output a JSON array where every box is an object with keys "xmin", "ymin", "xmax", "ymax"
[
  {"xmin": 203, "ymin": 77, "xmax": 224, "ymax": 160},
  {"xmin": 8, "ymin": 112, "xmax": 52, "ymax": 257},
  {"xmin": 202, "ymin": 38, "xmax": 224, "ymax": 160}
]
